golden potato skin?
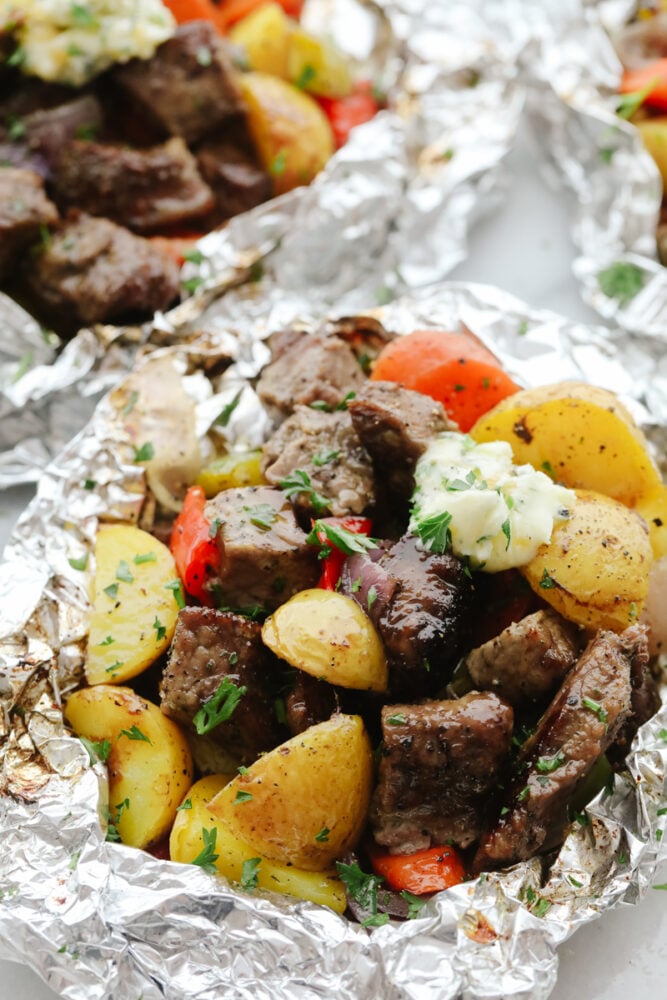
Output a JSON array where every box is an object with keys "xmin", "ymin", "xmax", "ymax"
[
  {"xmin": 208, "ymin": 714, "xmax": 373, "ymax": 871},
  {"xmin": 65, "ymin": 685, "xmax": 193, "ymax": 849},
  {"xmin": 637, "ymin": 118, "xmax": 667, "ymax": 190},
  {"xmin": 470, "ymin": 381, "xmax": 663, "ymax": 510},
  {"xmin": 86, "ymin": 524, "xmax": 179, "ymax": 685},
  {"xmin": 230, "ymin": 3, "xmax": 292, "ymax": 78},
  {"xmin": 262, "ymin": 588, "xmax": 388, "ymax": 692},
  {"xmin": 239, "ymin": 73, "xmax": 334, "ymax": 195},
  {"xmin": 170, "ymin": 776, "xmax": 346, "ymax": 912},
  {"xmin": 195, "ymin": 450, "xmax": 264, "ymax": 498},
  {"xmin": 521, "ymin": 489, "xmax": 652, "ymax": 631}
]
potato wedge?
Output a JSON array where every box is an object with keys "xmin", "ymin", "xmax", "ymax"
[
  {"xmin": 170, "ymin": 776, "xmax": 346, "ymax": 912},
  {"xmin": 86, "ymin": 524, "xmax": 179, "ymax": 685},
  {"xmin": 635, "ymin": 482, "xmax": 667, "ymax": 559},
  {"xmin": 286, "ymin": 28, "xmax": 353, "ymax": 99},
  {"xmin": 65, "ymin": 685, "xmax": 193, "ymax": 849},
  {"xmin": 230, "ymin": 3, "xmax": 292, "ymax": 77},
  {"xmin": 239, "ymin": 73, "xmax": 334, "ymax": 195},
  {"xmin": 262, "ymin": 588, "xmax": 388, "ymax": 692},
  {"xmin": 470, "ymin": 381, "xmax": 663, "ymax": 510},
  {"xmin": 208, "ymin": 714, "xmax": 373, "ymax": 871},
  {"xmin": 637, "ymin": 117, "xmax": 667, "ymax": 190},
  {"xmin": 195, "ymin": 450, "xmax": 264, "ymax": 498},
  {"xmin": 521, "ymin": 489, "xmax": 652, "ymax": 631}
]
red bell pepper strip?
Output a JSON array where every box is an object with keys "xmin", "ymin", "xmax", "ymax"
[
  {"xmin": 170, "ymin": 485, "xmax": 220, "ymax": 605},
  {"xmin": 370, "ymin": 844, "xmax": 465, "ymax": 895},
  {"xmin": 318, "ymin": 81, "xmax": 380, "ymax": 149},
  {"xmin": 620, "ymin": 59, "xmax": 667, "ymax": 113},
  {"xmin": 315, "ymin": 516, "xmax": 372, "ymax": 590}
]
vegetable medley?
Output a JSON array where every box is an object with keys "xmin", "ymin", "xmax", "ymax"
[{"xmin": 65, "ymin": 321, "xmax": 667, "ymax": 925}]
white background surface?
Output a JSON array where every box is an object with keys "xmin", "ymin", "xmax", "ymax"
[{"xmin": 0, "ymin": 124, "xmax": 666, "ymax": 999}]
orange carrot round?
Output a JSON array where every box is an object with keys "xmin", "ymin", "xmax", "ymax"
[
  {"xmin": 370, "ymin": 844, "xmax": 465, "ymax": 895},
  {"xmin": 371, "ymin": 329, "xmax": 520, "ymax": 432}
]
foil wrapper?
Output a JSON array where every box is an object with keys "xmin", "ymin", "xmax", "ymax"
[
  {"xmin": 523, "ymin": 0, "xmax": 667, "ymax": 335},
  {"xmin": 0, "ymin": 0, "xmax": 523, "ymax": 489},
  {"xmin": 1, "ymin": 281, "xmax": 666, "ymax": 1000}
]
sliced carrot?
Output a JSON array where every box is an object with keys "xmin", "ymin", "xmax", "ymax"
[
  {"xmin": 163, "ymin": 0, "xmax": 227, "ymax": 31},
  {"xmin": 212, "ymin": 0, "xmax": 303, "ymax": 32},
  {"xmin": 620, "ymin": 58, "xmax": 667, "ymax": 112},
  {"xmin": 370, "ymin": 844, "xmax": 465, "ymax": 895},
  {"xmin": 370, "ymin": 329, "xmax": 520, "ymax": 432}
]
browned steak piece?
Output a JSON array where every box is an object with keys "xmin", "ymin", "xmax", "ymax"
[
  {"xmin": 262, "ymin": 406, "xmax": 375, "ymax": 518},
  {"xmin": 21, "ymin": 213, "xmax": 180, "ymax": 325},
  {"xmin": 196, "ymin": 127, "xmax": 271, "ymax": 223},
  {"xmin": 205, "ymin": 486, "xmax": 320, "ymax": 612},
  {"xmin": 609, "ymin": 628, "xmax": 660, "ymax": 760},
  {"xmin": 113, "ymin": 22, "xmax": 243, "ymax": 145},
  {"xmin": 0, "ymin": 167, "xmax": 59, "ymax": 280},
  {"xmin": 284, "ymin": 670, "xmax": 337, "ymax": 736},
  {"xmin": 348, "ymin": 381, "xmax": 455, "ymax": 503},
  {"xmin": 51, "ymin": 137, "xmax": 214, "ymax": 234},
  {"xmin": 257, "ymin": 331, "xmax": 365, "ymax": 417},
  {"xmin": 465, "ymin": 609, "xmax": 581, "ymax": 708},
  {"xmin": 160, "ymin": 606, "xmax": 283, "ymax": 763},
  {"xmin": 19, "ymin": 95, "xmax": 104, "ymax": 169},
  {"xmin": 340, "ymin": 535, "xmax": 475, "ymax": 698},
  {"xmin": 371, "ymin": 693, "xmax": 514, "ymax": 852},
  {"xmin": 473, "ymin": 625, "xmax": 645, "ymax": 872}
]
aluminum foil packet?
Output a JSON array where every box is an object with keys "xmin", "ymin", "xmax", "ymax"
[
  {"xmin": 521, "ymin": 0, "xmax": 667, "ymax": 335},
  {"xmin": 1, "ymin": 281, "xmax": 666, "ymax": 1000},
  {"xmin": 0, "ymin": 0, "xmax": 524, "ymax": 489}
]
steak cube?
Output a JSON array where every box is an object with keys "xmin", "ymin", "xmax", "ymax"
[
  {"xmin": 0, "ymin": 167, "xmax": 58, "ymax": 280},
  {"xmin": 371, "ymin": 692, "xmax": 514, "ymax": 852}
]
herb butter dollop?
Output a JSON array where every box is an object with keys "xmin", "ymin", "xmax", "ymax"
[
  {"xmin": 409, "ymin": 432, "xmax": 575, "ymax": 572},
  {"xmin": 3, "ymin": 0, "xmax": 176, "ymax": 86}
]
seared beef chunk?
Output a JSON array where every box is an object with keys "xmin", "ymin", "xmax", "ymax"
[
  {"xmin": 18, "ymin": 95, "xmax": 104, "ymax": 171},
  {"xmin": 21, "ymin": 213, "xmax": 180, "ymax": 326},
  {"xmin": 51, "ymin": 137, "xmax": 215, "ymax": 234},
  {"xmin": 257, "ymin": 331, "xmax": 365, "ymax": 417},
  {"xmin": 348, "ymin": 381, "xmax": 454, "ymax": 504},
  {"xmin": 473, "ymin": 625, "xmax": 645, "ymax": 872},
  {"xmin": 608, "ymin": 629, "xmax": 660, "ymax": 760},
  {"xmin": 340, "ymin": 535, "xmax": 475, "ymax": 698},
  {"xmin": 325, "ymin": 315, "xmax": 396, "ymax": 369},
  {"xmin": 0, "ymin": 167, "xmax": 59, "ymax": 280},
  {"xmin": 160, "ymin": 606, "xmax": 283, "ymax": 762},
  {"xmin": 465, "ymin": 609, "xmax": 581, "ymax": 708},
  {"xmin": 371, "ymin": 693, "xmax": 514, "ymax": 852},
  {"xmin": 284, "ymin": 670, "xmax": 337, "ymax": 736},
  {"xmin": 196, "ymin": 127, "xmax": 272, "ymax": 223},
  {"xmin": 113, "ymin": 21, "xmax": 243, "ymax": 145},
  {"xmin": 262, "ymin": 406, "xmax": 375, "ymax": 518},
  {"xmin": 205, "ymin": 486, "xmax": 320, "ymax": 612}
]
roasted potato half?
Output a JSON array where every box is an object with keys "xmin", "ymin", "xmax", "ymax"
[
  {"xmin": 521, "ymin": 489, "xmax": 653, "ymax": 631},
  {"xmin": 208, "ymin": 714, "xmax": 373, "ymax": 871},
  {"xmin": 470, "ymin": 381, "xmax": 663, "ymax": 511},
  {"xmin": 170, "ymin": 775, "xmax": 346, "ymax": 912},
  {"xmin": 262, "ymin": 588, "xmax": 388, "ymax": 692},
  {"xmin": 239, "ymin": 72, "xmax": 335, "ymax": 195},
  {"xmin": 65, "ymin": 685, "xmax": 193, "ymax": 849},
  {"xmin": 86, "ymin": 524, "xmax": 179, "ymax": 685}
]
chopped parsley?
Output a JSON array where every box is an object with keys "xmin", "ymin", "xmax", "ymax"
[
  {"xmin": 80, "ymin": 736, "xmax": 111, "ymax": 764},
  {"xmin": 361, "ymin": 912, "xmax": 390, "ymax": 928},
  {"xmin": 245, "ymin": 503, "xmax": 278, "ymax": 530},
  {"xmin": 312, "ymin": 449, "xmax": 341, "ymax": 467},
  {"xmin": 216, "ymin": 390, "xmax": 243, "ymax": 428},
  {"xmin": 400, "ymin": 890, "xmax": 427, "ymax": 919},
  {"xmin": 539, "ymin": 569, "xmax": 555, "ymax": 589},
  {"xmin": 116, "ymin": 560, "xmax": 134, "ymax": 584},
  {"xmin": 165, "ymin": 579, "xmax": 186, "ymax": 609},
  {"xmin": 122, "ymin": 390, "xmax": 139, "ymax": 417},
  {"xmin": 517, "ymin": 785, "xmax": 530, "ymax": 802},
  {"xmin": 153, "ymin": 616, "xmax": 167, "ymax": 642},
  {"xmin": 501, "ymin": 517, "xmax": 511, "ymax": 550},
  {"xmin": 193, "ymin": 678, "xmax": 247, "ymax": 735},
  {"xmin": 530, "ymin": 897, "xmax": 552, "ymax": 918},
  {"xmin": 68, "ymin": 554, "xmax": 88, "ymax": 571},
  {"xmin": 176, "ymin": 798, "xmax": 193, "ymax": 812},
  {"xmin": 133, "ymin": 441, "xmax": 154, "ymax": 463},
  {"xmin": 274, "ymin": 697, "xmax": 287, "ymax": 724},
  {"xmin": 191, "ymin": 827, "xmax": 219, "ymax": 873},
  {"xmin": 367, "ymin": 585, "xmax": 378, "ymax": 611},
  {"xmin": 71, "ymin": 4, "xmax": 98, "ymax": 28},
  {"xmin": 582, "ymin": 696, "xmax": 608, "ymax": 725},
  {"xmin": 103, "ymin": 583, "xmax": 119, "ymax": 600},
  {"xmin": 234, "ymin": 790, "xmax": 253, "ymax": 805},
  {"xmin": 183, "ymin": 248, "xmax": 205, "ymax": 265},
  {"xmin": 120, "ymin": 725, "xmax": 151, "ymax": 744},
  {"xmin": 314, "ymin": 827, "xmax": 330, "ymax": 842},
  {"xmin": 83, "ymin": 479, "xmax": 97, "ymax": 490},
  {"xmin": 134, "ymin": 551, "xmax": 157, "ymax": 565},
  {"xmin": 616, "ymin": 79, "xmax": 658, "ymax": 120},
  {"xmin": 294, "ymin": 63, "xmax": 316, "ymax": 89},
  {"xmin": 105, "ymin": 798, "xmax": 130, "ymax": 843},
  {"xmin": 307, "ymin": 520, "xmax": 377, "ymax": 557},
  {"xmin": 182, "ymin": 276, "xmax": 204, "ymax": 295},
  {"xmin": 598, "ymin": 261, "xmax": 645, "ymax": 307},
  {"xmin": 568, "ymin": 876, "xmax": 583, "ymax": 888},
  {"xmin": 336, "ymin": 861, "xmax": 385, "ymax": 916},
  {"xmin": 535, "ymin": 752, "xmax": 566, "ymax": 774},
  {"xmin": 240, "ymin": 857, "xmax": 261, "ymax": 891},
  {"xmin": 98, "ymin": 635, "xmax": 115, "ymax": 646},
  {"xmin": 279, "ymin": 469, "xmax": 330, "ymax": 514},
  {"xmin": 414, "ymin": 509, "xmax": 452, "ymax": 553},
  {"xmin": 270, "ymin": 149, "xmax": 287, "ymax": 175},
  {"xmin": 387, "ymin": 713, "xmax": 407, "ymax": 725}
]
